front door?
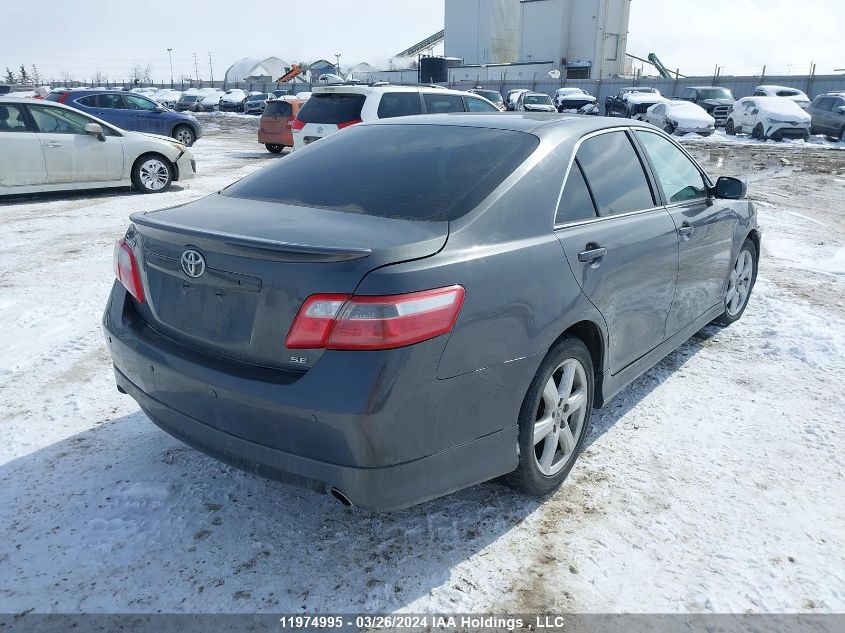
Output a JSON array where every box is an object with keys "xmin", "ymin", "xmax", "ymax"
[
  {"xmin": 0, "ymin": 102, "xmax": 46, "ymax": 187},
  {"xmin": 124, "ymin": 94, "xmax": 168, "ymax": 135},
  {"xmin": 27, "ymin": 104, "xmax": 124, "ymax": 184},
  {"xmin": 634, "ymin": 130, "xmax": 735, "ymax": 334},
  {"xmin": 554, "ymin": 129, "xmax": 679, "ymax": 373}
]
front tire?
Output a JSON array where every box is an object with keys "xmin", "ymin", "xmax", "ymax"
[
  {"xmin": 505, "ymin": 336, "xmax": 594, "ymax": 497},
  {"xmin": 716, "ymin": 238, "xmax": 758, "ymax": 326},
  {"xmin": 172, "ymin": 125, "xmax": 195, "ymax": 146},
  {"xmin": 725, "ymin": 119, "xmax": 736, "ymax": 135},
  {"xmin": 265, "ymin": 144, "xmax": 283, "ymax": 154},
  {"xmin": 131, "ymin": 154, "xmax": 173, "ymax": 194}
]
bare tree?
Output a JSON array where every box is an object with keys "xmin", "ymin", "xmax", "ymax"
[
  {"xmin": 129, "ymin": 63, "xmax": 153, "ymax": 85},
  {"xmin": 59, "ymin": 70, "xmax": 73, "ymax": 87},
  {"xmin": 93, "ymin": 70, "xmax": 108, "ymax": 86}
]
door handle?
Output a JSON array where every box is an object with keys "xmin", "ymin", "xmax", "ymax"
[
  {"xmin": 42, "ymin": 142, "xmax": 62, "ymax": 148},
  {"xmin": 578, "ymin": 244, "xmax": 607, "ymax": 262},
  {"xmin": 678, "ymin": 223, "xmax": 694, "ymax": 241}
]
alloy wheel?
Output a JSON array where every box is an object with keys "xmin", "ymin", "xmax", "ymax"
[
  {"xmin": 139, "ymin": 159, "xmax": 170, "ymax": 191},
  {"xmin": 726, "ymin": 249, "xmax": 754, "ymax": 316},
  {"xmin": 533, "ymin": 358, "xmax": 588, "ymax": 476}
]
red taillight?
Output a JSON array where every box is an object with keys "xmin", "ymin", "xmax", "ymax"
[
  {"xmin": 113, "ymin": 238, "xmax": 145, "ymax": 303},
  {"xmin": 286, "ymin": 286, "xmax": 465, "ymax": 351},
  {"xmin": 337, "ymin": 119, "xmax": 362, "ymax": 130},
  {"xmin": 56, "ymin": 92, "xmax": 70, "ymax": 103},
  {"xmin": 290, "ymin": 117, "xmax": 305, "ymax": 131}
]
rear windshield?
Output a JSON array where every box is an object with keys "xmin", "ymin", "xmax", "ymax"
[
  {"xmin": 264, "ymin": 101, "xmax": 292, "ymax": 117},
  {"xmin": 698, "ymin": 88, "xmax": 734, "ymax": 100},
  {"xmin": 524, "ymin": 95, "xmax": 552, "ymax": 105},
  {"xmin": 297, "ymin": 93, "xmax": 365, "ymax": 124},
  {"xmin": 178, "ymin": 95, "xmax": 199, "ymax": 102},
  {"xmin": 222, "ymin": 125, "xmax": 539, "ymax": 221}
]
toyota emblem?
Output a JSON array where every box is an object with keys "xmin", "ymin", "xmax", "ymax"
[{"xmin": 181, "ymin": 249, "xmax": 206, "ymax": 278}]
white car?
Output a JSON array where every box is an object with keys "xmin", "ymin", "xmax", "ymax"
[
  {"xmin": 291, "ymin": 85, "xmax": 500, "ymax": 150},
  {"xmin": 0, "ymin": 98, "xmax": 195, "ymax": 195},
  {"xmin": 219, "ymin": 89, "xmax": 248, "ymax": 111},
  {"xmin": 515, "ymin": 92, "xmax": 556, "ymax": 112},
  {"xmin": 152, "ymin": 89, "xmax": 182, "ymax": 108},
  {"xmin": 645, "ymin": 100, "xmax": 715, "ymax": 136},
  {"xmin": 199, "ymin": 89, "xmax": 226, "ymax": 111},
  {"xmin": 753, "ymin": 85, "xmax": 811, "ymax": 109},
  {"xmin": 505, "ymin": 89, "xmax": 530, "ymax": 111},
  {"xmin": 553, "ymin": 87, "xmax": 596, "ymax": 112},
  {"xmin": 131, "ymin": 87, "xmax": 158, "ymax": 97},
  {"xmin": 726, "ymin": 96, "xmax": 811, "ymax": 141}
]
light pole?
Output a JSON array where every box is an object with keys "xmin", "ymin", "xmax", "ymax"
[
  {"xmin": 167, "ymin": 48, "xmax": 174, "ymax": 87},
  {"xmin": 335, "ymin": 53, "xmax": 341, "ymax": 79}
]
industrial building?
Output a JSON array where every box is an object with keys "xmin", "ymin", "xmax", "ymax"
[{"xmin": 444, "ymin": 0, "xmax": 632, "ymax": 80}]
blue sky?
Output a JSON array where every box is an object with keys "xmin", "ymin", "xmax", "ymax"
[{"xmin": 0, "ymin": 0, "xmax": 840, "ymax": 82}]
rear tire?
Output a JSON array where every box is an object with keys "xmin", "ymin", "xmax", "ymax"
[
  {"xmin": 265, "ymin": 144, "xmax": 283, "ymax": 154},
  {"xmin": 505, "ymin": 336, "xmax": 594, "ymax": 497},
  {"xmin": 172, "ymin": 125, "xmax": 195, "ymax": 146},
  {"xmin": 725, "ymin": 119, "xmax": 736, "ymax": 135},
  {"xmin": 715, "ymin": 238, "xmax": 758, "ymax": 326},
  {"xmin": 131, "ymin": 153, "xmax": 173, "ymax": 194}
]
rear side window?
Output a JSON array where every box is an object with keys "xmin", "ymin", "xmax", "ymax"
[
  {"xmin": 76, "ymin": 95, "xmax": 97, "ymax": 107},
  {"xmin": 377, "ymin": 92, "xmax": 422, "ymax": 118},
  {"xmin": 556, "ymin": 161, "xmax": 597, "ymax": 224},
  {"xmin": 264, "ymin": 101, "xmax": 292, "ymax": 117},
  {"xmin": 576, "ymin": 131, "xmax": 654, "ymax": 216},
  {"xmin": 96, "ymin": 94, "xmax": 125, "ymax": 109},
  {"xmin": 0, "ymin": 103, "xmax": 31, "ymax": 132},
  {"xmin": 222, "ymin": 125, "xmax": 539, "ymax": 221},
  {"xmin": 297, "ymin": 93, "xmax": 365, "ymax": 124},
  {"xmin": 423, "ymin": 93, "xmax": 465, "ymax": 113}
]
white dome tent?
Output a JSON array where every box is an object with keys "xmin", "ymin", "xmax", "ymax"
[{"xmin": 224, "ymin": 57, "xmax": 290, "ymax": 86}]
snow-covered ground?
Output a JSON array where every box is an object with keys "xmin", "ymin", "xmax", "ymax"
[{"xmin": 0, "ymin": 119, "xmax": 843, "ymax": 615}]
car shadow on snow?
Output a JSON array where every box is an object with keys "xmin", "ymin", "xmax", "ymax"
[
  {"xmin": 0, "ymin": 185, "xmax": 188, "ymax": 206},
  {"xmin": 0, "ymin": 328, "xmax": 715, "ymax": 613}
]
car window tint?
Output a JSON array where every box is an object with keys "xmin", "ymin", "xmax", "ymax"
[
  {"xmin": 575, "ymin": 131, "xmax": 654, "ymax": 215},
  {"xmin": 636, "ymin": 131, "xmax": 707, "ymax": 204},
  {"xmin": 264, "ymin": 101, "xmax": 292, "ymax": 117},
  {"xmin": 125, "ymin": 95, "xmax": 156, "ymax": 111},
  {"xmin": 222, "ymin": 125, "xmax": 539, "ymax": 221},
  {"xmin": 423, "ymin": 93, "xmax": 465, "ymax": 113},
  {"xmin": 815, "ymin": 98, "xmax": 833, "ymax": 111},
  {"xmin": 76, "ymin": 95, "xmax": 97, "ymax": 107},
  {"xmin": 97, "ymin": 93, "xmax": 125, "ymax": 109},
  {"xmin": 465, "ymin": 96, "xmax": 498, "ymax": 112},
  {"xmin": 297, "ymin": 93, "xmax": 365, "ymax": 124},
  {"xmin": 377, "ymin": 92, "xmax": 422, "ymax": 118},
  {"xmin": 556, "ymin": 160, "xmax": 597, "ymax": 224},
  {"xmin": 0, "ymin": 103, "xmax": 31, "ymax": 132},
  {"xmin": 29, "ymin": 105, "xmax": 92, "ymax": 135}
]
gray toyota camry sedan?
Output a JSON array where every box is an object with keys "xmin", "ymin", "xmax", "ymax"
[{"xmin": 104, "ymin": 113, "xmax": 759, "ymax": 509}]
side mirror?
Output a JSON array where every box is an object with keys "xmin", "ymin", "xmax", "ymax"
[
  {"xmin": 751, "ymin": 109, "xmax": 759, "ymax": 115},
  {"xmin": 84, "ymin": 122, "xmax": 105, "ymax": 141},
  {"xmin": 154, "ymin": 104, "xmax": 166, "ymax": 112},
  {"xmin": 714, "ymin": 176, "xmax": 746, "ymax": 200},
  {"xmin": 837, "ymin": 106, "xmax": 845, "ymax": 115}
]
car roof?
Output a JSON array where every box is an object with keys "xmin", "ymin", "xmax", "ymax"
[
  {"xmin": 687, "ymin": 85, "xmax": 730, "ymax": 90},
  {"xmin": 361, "ymin": 112, "xmax": 657, "ymax": 138}
]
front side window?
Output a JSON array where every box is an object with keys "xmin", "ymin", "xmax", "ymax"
[
  {"xmin": 636, "ymin": 131, "xmax": 707, "ymax": 204},
  {"xmin": 814, "ymin": 97, "xmax": 833, "ymax": 111},
  {"xmin": 0, "ymin": 103, "xmax": 31, "ymax": 132},
  {"xmin": 423, "ymin": 93, "xmax": 465, "ymax": 113},
  {"xmin": 29, "ymin": 105, "xmax": 92, "ymax": 134},
  {"xmin": 556, "ymin": 160, "xmax": 597, "ymax": 224},
  {"xmin": 465, "ymin": 96, "xmax": 498, "ymax": 112},
  {"xmin": 377, "ymin": 92, "xmax": 422, "ymax": 118},
  {"xmin": 125, "ymin": 95, "xmax": 156, "ymax": 111},
  {"xmin": 575, "ymin": 131, "xmax": 654, "ymax": 216}
]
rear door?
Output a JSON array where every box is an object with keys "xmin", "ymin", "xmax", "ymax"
[
  {"xmin": 0, "ymin": 102, "xmax": 46, "ymax": 187},
  {"xmin": 28, "ymin": 104, "xmax": 124, "ymax": 183},
  {"xmin": 634, "ymin": 129, "xmax": 733, "ymax": 333},
  {"xmin": 555, "ymin": 129, "xmax": 678, "ymax": 373}
]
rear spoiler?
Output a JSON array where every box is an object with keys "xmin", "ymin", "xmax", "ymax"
[{"xmin": 130, "ymin": 213, "xmax": 372, "ymax": 263}]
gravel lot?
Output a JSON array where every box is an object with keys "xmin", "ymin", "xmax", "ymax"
[{"xmin": 0, "ymin": 114, "xmax": 843, "ymax": 615}]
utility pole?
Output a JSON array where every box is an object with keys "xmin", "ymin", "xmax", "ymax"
[
  {"xmin": 208, "ymin": 52, "xmax": 214, "ymax": 84},
  {"xmin": 167, "ymin": 48, "xmax": 174, "ymax": 87},
  {"xmin": 193, "ymin": 52, "xmax": 199, "ymax": 81},
  {"xmin": 335, "ymin": 53, "xmax": 341, "ymax": 78}
]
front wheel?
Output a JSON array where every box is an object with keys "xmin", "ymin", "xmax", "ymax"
[
  {"xmin": 505, "ymin": 336, "xmax": 594, "ymax": 497},
  {"xmin": 716, "ymin": 238, "xmax": 758, "ymax": 326},
  {"xmin": 725, "ymin": 119, "xmax": 736, "ymax": 135},
  {"xmin": 131, "ymin": 154, "xmax": 173, "ymax": 194},
  {"xmin": 172, "ymin": 125, "xmax": 195, "ymax": 146},
  {"xmin": 664, "ymin": 122, "xmax": 676, "ymax": 135},
  {"xmin": 265, "ymin": 144, "xmax": 283, "ymax": 154}
]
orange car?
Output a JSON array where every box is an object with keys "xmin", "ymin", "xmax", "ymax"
[{"xmin": 258, "ymin": 98, "xmax": 304, "ymax": 153}]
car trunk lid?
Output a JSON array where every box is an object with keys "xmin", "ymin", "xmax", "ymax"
[{"xmin": 129, "ymin": 194, "xmax": 447, "ymax": 371}]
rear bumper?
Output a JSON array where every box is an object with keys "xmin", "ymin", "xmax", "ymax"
[
  {"xmin": 103, "ymin": 285, "xmax": 529, "ymax": 509},
  {"xmin": 257, "ymin": 130, "xmax": 293, "ymax": 146}
]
